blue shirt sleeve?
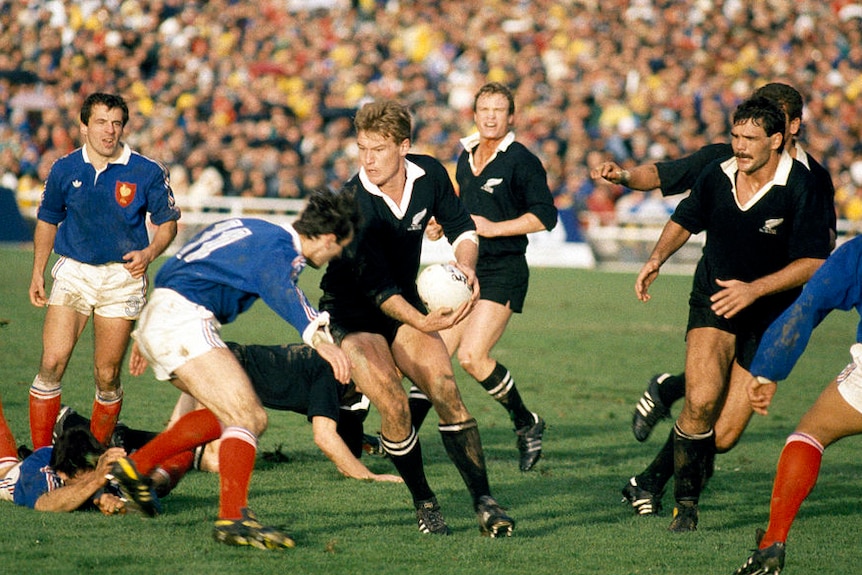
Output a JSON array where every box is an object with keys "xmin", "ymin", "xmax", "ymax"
[{"xmin": 750, "ymin": 237, "xmax": 862, "ymax": 382}]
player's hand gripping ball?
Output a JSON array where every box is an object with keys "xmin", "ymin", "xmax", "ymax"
[{"xmin": 416, "ymin": 263, "xmax": 472, "ymax": 313}]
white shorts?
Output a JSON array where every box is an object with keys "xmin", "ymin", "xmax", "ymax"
[
  {"xmin": 49, "ymin": 257, "xmax": 147, "ymax": 319},
  {"xmin": 836, "ymin": 343, "xmax": 862, "ymax": 413},
  {"xmin": 132, "ymin": 288, "xmax": 226, "ymax": 381},
  {"xmin": 0, "ymin": 461, "xmax": 23, "ymax": 502}
]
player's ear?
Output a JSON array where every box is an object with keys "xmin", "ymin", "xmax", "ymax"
[{"xmin": 770, "ymin": 131, "xmax": 784, "ymax": 152}]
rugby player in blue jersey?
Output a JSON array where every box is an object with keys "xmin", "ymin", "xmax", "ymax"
[
  {"xmin": 0, "ymin": 396, "xmax": 127, "ymax": 514},
  {"xmin": 29, "ymin": 93, "xmax": 181, "ymax": 450},
  {"xmin": 733, "ymin": 236, "xmax": 862, "ymax": 574},
  {"xmin": 107, "ymin": 188, "xmax": 359, "ymax": 550}
]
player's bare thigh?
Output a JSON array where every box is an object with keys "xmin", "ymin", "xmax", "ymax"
[
  {"xmin": 393, "ymin": 324, "xmax": 471, "ymax": 424},
  {"xmin": 340, "ymin": 332, "xmax": 412, "ymax": 438},
  {"xmin": 798, "ymin": 380, "xmax": 862, "ymax": 448},
  {"xmin": 172, "ymin": 347, "xmax": 267, "ymax": 435},
  {"xmin": 679, "ymin": 327, "xmax": 735, "ymax": 434},
  {"xmin": 39, "ymin": 305, "xmax": 89, "ymax": 378}
]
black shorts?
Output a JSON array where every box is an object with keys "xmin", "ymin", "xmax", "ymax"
[
  {"xmin": 476, "ymin": 254, "xmax": 529, "ymax": 313},
  {"xmin": 326, "ymin": 308, "xmax": 402, "ymax": 347},
  {"xmin": 226, "ymin": 342, "xmax": 346, "ymax": 421},
  {"xmin": 686, "ymin": 290, "xmax": 785, "ymax": 371}
]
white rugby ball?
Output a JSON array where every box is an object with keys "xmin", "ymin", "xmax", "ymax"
[{"xmin": 416, "ymin": 263, "xmax": 472, "ymax": 313}]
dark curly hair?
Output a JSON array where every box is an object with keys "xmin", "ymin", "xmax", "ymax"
[
  {"xmin": 293, "ymin": 186, "xmax": 361, "ymax": 243},
  {"xmin": 50, "ymin": 426, "xmax": 105, "ymax": 478}
]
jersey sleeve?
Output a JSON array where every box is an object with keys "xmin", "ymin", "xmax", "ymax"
[
  {"xmin": 431, "ymin": 162, "xmax": 476, "ymax": 244},
  {"xmin": 145, "ymin": 160, "xmax": 182, "ymax": 225},
  {"xmin": 750, "ymin": 237, "xmax": 862, "ymax": 382},
  {"xmin": 656, "ymin": 143, "xmax": 733, "ymax": 197},
  {"xmin": 513, "ymin": 148, "xmax": 558, "ymax": 231},
  {"xmin": 785, "ymin": 166, "xmax": 832, "ymax": 262},
  {"xmin": 12, "ymin": 449, "xmax": 62, "ymax": 509},
  {"xmin": 256, "ymin": 262, "xmax": 327, "ymax": 345},
  {"xmin": 37, "ymin": 160, "xmax": 68, "ymax": 225},
  {"xmin": 669, "ymin": 164, "xmax": 716, "ymax": 235}
]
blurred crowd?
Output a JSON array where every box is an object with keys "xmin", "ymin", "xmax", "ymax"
[{"xmin": 1, "ymin": 0, "xmax": 862, "ymax": 239}]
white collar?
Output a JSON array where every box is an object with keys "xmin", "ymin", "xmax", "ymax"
[
  {"xmin": 82, "ymin": 143, "xmax": 131, "ymax": 166},
  {"xmin": 358, "ymin": 158, "xmax": 426, "ymax": 219},
  {"xmin": 721, "ymin": 150, "xmax": 794, "ymax": 210}
]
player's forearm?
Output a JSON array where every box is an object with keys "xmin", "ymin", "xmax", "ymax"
[
  {"xmin": 452, "ymin": 234, "xmax": 478, "ymax": 269},
  {"xmin": 31, "ymin": 220, "xmax": 57, "ymax": 277},
  {"xmin": 380, "ymin": 294, "xmax": 426, "ymax": 328},
  {"xmin": 647, "ymin": 220, "xmax": 691, "ymax": 266},
  {"xmin": 479, "ymin": 213, "xmax": 545, "ymax": 238},
  {"xmin": 143, "ymin": 220, "xmax": 179, "ymax": 261},
  {"xmin": 620, "ymin": 164, "xmax": 662, "ymax": 191},
  {"xmin": 749, "ymin": 257, "xmax": 825, "ymax": 299},
  {"xmin": 34, "ymin": 472, "xmax": 106, "ymax": 512},
  {"xmin": 313, "ymin": 417, "xmax": 375, "ymax": 481}
]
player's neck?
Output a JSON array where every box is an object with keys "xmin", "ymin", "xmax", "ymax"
[
  {"xmin": 473, "ymin": 138, "xmax": 501, "ymax": 172},
  {"xmin": 378, "ymin": 168, "xmax": 407, "ymax": 203}
]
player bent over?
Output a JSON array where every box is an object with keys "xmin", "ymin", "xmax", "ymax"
[
  {"xmin": 107, "ymin": 188, "xmax": 359, "ymax": 550},
  {"xmin": 180, "ymin": 341, "xmax": 401, "ymax": 483}
]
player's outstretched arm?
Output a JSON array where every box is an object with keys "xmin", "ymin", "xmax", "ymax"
[
  {"xmin": 312, "ymin": 416, "xmax": 402, "ymax": 483},
  {"xmin": 591, "ymin": 161, "xmax": 661, "ymax": 191}
]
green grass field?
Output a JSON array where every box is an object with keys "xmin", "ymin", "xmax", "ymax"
[{"xmin": 1, "ymin": 246, "xmax": 860, "ymax": 574}]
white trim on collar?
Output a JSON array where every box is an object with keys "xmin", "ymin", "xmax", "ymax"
[
  {"xmin": 82, "ymin": 143, "xmax": 132, "ymax": 166},
  {"xmin": 358, "ymin": 158, "xmax": 426, "ymax": 219}
]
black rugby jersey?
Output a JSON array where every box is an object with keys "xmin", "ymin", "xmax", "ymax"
[
  {"xmin": 455, "ymin": 134, "xmax": 557, "ymax": 258},
  {"xmin": 320, "ymin": 153, "xmax": 475, "ymax": 316},
  {"xmin": 672, "ymin": 153, "xmax": 832, "ymax": 307}
]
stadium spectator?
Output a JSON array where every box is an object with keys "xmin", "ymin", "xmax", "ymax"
[
  {"xmin": 2, "ymin": 3, "xmax": 859, "ymax": 231},
  {"xmin": 28, "ymin": 92, "xmax": 180, "ymax": 450}
]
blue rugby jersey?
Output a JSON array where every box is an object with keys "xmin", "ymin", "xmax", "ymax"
[
  {"xmin": 155, "ymin": 218, "xmax": 322, "ymax": 341},
  {"xmin": 12, "ymin": 447, "xmax": 62, "ymax": 509},
  {"xmin": 751, "ymin": 236, "xmax": 862, "ymax": 382},
  {"xmin": 38, "ymin": 143, "xmax": 180, "ymax": 265}
]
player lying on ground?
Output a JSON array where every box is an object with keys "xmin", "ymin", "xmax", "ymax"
[
  {"xmin": 174, "ymin": 341, "xmax": 401, "ymax": 483},
  {"xmin": 0, "ymin": 395, "xmax": 127, "ymax": 513}
]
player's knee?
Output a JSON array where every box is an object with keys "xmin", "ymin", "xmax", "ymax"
[
  {"xmin": 247, "ymin": 406, "xmax": 268, "ymax": 436},
  {"xmin": 38, "ymin": 352, "xmax": 70, "ymax": 380},
  {"xmin": 93, "ymin": 363, "xmax": 122, "ymax": 389},
  {"xmin": 714, "ymin": 429, "xmax": 743, "ymax": 453}
]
